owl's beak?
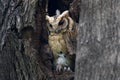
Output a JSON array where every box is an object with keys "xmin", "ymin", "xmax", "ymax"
[{"xmin": 55, "ymin": 29, "xmax": 59, "ymax": 33}]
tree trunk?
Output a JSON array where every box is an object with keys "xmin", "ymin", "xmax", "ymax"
[
  {"xmin": 2, "ymin": 0, "xmax": 119, "ymax": 80},
  {"xmin": 75, "ymin": 0, "xmax": 120, "ymax": 80},
  {"xmin": 0, "ymin": 0, "xmax": 79, "ymax": 80},
  {"xmin": 0, "ymin": 0, "xmax": 47, "ymax": 80}
]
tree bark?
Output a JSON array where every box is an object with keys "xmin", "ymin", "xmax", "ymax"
[
  {"xmin": 0, "ymin": 0, "xmax": 78, "ymax": 80},
  {"xmin": 2, "ymin": 0, "xmax": 119, "ymax": 80},
  {"xmin": 75, "ymin": 0, "xmax": 120, "ymax": 80},
  {"xmin": 0, "ymin": 0, "xmax": 47, "ymax": 80}
]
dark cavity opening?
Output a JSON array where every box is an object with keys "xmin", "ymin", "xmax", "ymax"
[{"xmin": 48, "ymin": 0, "xmax": 73, "ymax": 16}]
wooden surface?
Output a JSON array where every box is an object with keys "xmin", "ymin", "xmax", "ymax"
[
  {"xmin": 75, "ymin": 0, "xmax": 120, "ymax": 80},
  {"xmin": 1, "ymin": 0, "xmax": 119, "ymax": 80},
  {"xmin": 0, "ymin": 0, "xmax": 46, "ymax": 80},
  {"xmin": 0, "ymin": 0, "xmax": 78, "ymax": 80}
]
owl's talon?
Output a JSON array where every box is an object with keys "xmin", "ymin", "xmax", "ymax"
[
  {"xmin": 64, "ymin": 67, "xmax": 67, "ymax": 71},
  {"xmin": 67, "ymin": 67, "xmax": 70, "ymax": 71},
  {"xmin": 67, "ymin": 67, "xmax": 72, "ymax": 72},
  {"xmin": 56, "ymin": 64, "xmax": 62, "ymax": 72}
]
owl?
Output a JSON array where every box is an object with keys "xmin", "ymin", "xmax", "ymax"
[{"xmin": 46, "ymin": 10, "xmax": 77, "ymax": 72}]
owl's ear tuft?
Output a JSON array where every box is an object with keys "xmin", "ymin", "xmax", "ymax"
[
  {"xmin": 58, "ymin": 10, "xmax": 69, "ymax": 19},
  {"xmin": 61, "ymin": 10, "xmax": 69, "ymax": 17},
  {"xmin": 46, "ymin": 15, "xmax": 50, "ymax": 21}
]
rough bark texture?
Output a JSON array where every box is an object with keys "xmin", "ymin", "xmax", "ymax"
[
  {"xmin": 0, "ymin": 0, "xmax": 47, "ymax": 80},
  {"xmin": 0, "ymin": 0, "xmax": 78, "ymax": 80},
  {"xmin": 75, "ymin": 0, "xmax": 120, "ymax": 80},
  {"xmin": 2, "ymin": 0, "xmax": 120, "ymax": 80}
]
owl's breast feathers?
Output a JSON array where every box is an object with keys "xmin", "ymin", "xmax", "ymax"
[{"xmin": 48, "ymin": 33, "xmax": 67, "ymax": 59}]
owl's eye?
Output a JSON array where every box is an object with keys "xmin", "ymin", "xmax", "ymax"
[
  {"xmin": 49, "ymin": 24, "xmax": 52, "ymax": 28},
  {"xmin": 58, "ymin": 20, "xmax": 64, "ymax": 26}
]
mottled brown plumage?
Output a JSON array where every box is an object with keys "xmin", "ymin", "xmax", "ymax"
[{"xmin": 46, "ymin": 10, "xmax": 77, "ymax": 72}]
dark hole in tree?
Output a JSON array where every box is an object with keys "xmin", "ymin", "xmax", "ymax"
[{"xmin": 48, "ymin": 0, "xmax": 73, "ymax": 16}]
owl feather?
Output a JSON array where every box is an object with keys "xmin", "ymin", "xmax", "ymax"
[{"xmin": 46, "ymin": 10, "xmax": 77, "ymax": 72}]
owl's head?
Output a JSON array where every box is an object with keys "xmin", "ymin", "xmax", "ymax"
[{"xmin": 46, "ymin": 10, "xmax": 74, "ymax": 33}]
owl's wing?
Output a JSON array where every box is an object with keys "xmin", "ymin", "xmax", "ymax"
[{"xmin": 63, "ymin": 23, "xmax": 78, "ymax": 55}]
